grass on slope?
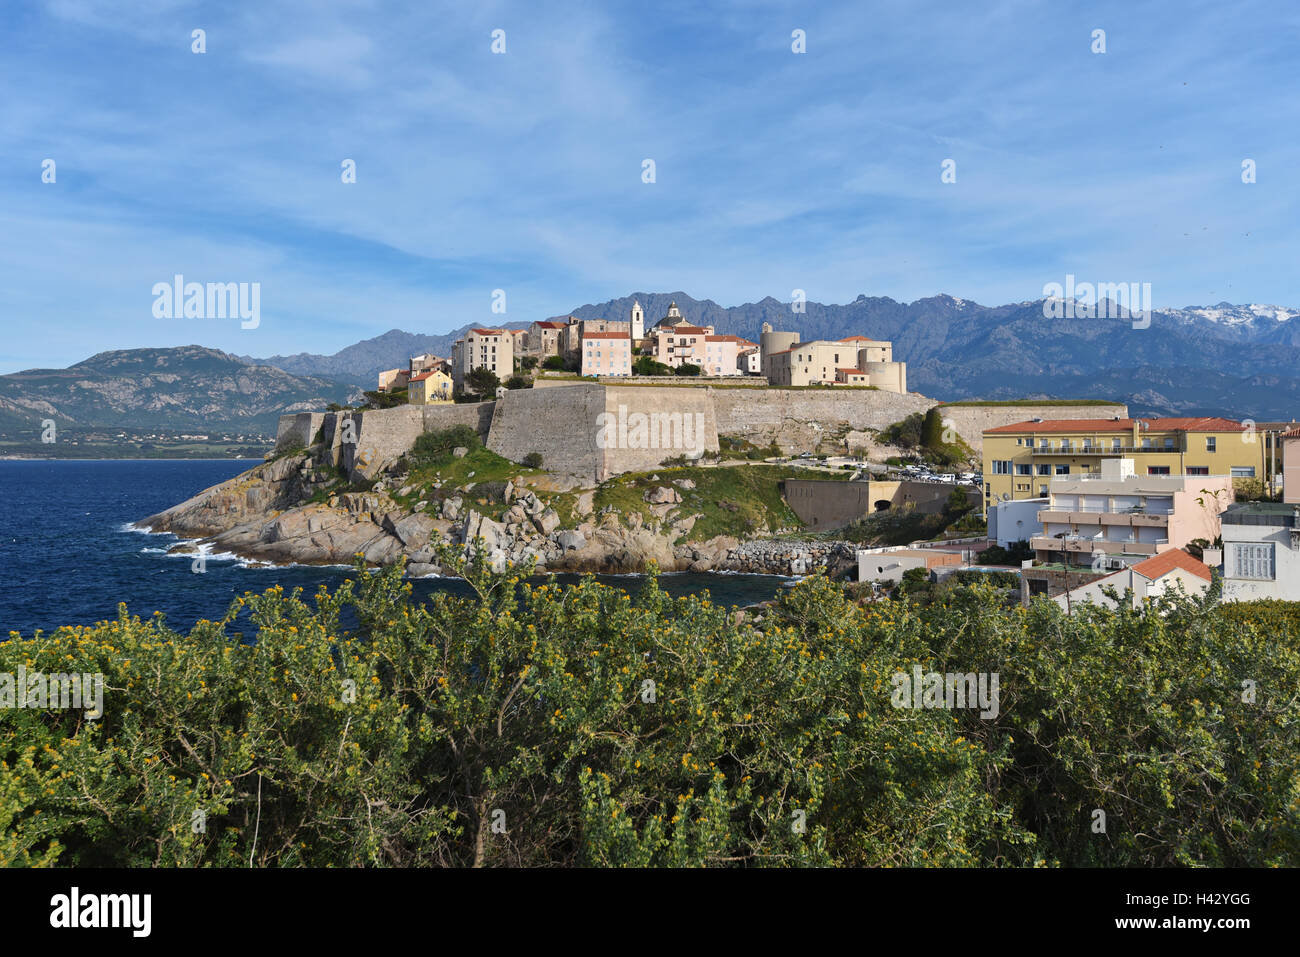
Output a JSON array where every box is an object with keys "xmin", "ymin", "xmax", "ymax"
[{"xmin": 594, "ymin": 463, "xmax": 845, "ymax": 542}]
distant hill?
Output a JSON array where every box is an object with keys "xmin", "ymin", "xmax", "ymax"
[
  {"xmin": 239, "ymin": 324, "xmax": 530, "ymax": 388},
  {"xmin": 240, "ymin": 291, "xmax": 1300, "ymax": 420},
  {"xmin": 0, "ymin": 346, "xmax": 360, "ymax": 434}
]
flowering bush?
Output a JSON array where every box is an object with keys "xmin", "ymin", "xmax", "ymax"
[{"xmin": 2, "ymin": 553, "xmax": 1296, "ymax": 867}]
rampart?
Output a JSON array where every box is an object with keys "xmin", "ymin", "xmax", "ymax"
[{"xmin": 276, "ymin": 387, "xmax": 1129, "ymax": 485}]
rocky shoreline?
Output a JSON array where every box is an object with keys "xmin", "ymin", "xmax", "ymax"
[{"xmin": 140, "ymin": 453, "xmax": 859, "ymax": 580}]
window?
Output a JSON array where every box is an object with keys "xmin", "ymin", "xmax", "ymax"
[
  {"xmin": 1231, "ymin": 466, "xmax": 1256, "ymax": 478},
  {"xmin": 1187, "ymin": 466, "xmax": 1209, "ymax": 476},
  {"xmin": 1112, "ymin": 438, "xmax": 1121, "ymax": 450},
  {"xmin": 992, "ymin": 460, "xmax": 1012, "ymax": 474},
  {"xmin": 1055, "ymin": 464, "xmax": 1070, "ymax": 475},
  {"xmin": 1206, "ymin": 436, "xmax": 1216, "ymax": 452},
  {"xmin": 1014, "ymin": 464, "xmax": 1031, "ymax": 475},
  {"xmin": 1163, "ymin": 437, "xmax": 1175, "ymax": 450},
  {"xmin": 1232, "ymin": 543, "xmax": 1275, "ymax": 580},
  {"xmin": 1037, "ymin": 464, "xmax": 1051, "ymax": 476},
  {"xmin": 1039, "ymin": 439, "xmax": 1049, "ymax": 449},
  {"xmin": 1147, "ymin": 466, "xmax": 1170, "ymax": 475}
]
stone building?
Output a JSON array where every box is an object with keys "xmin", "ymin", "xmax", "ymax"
[
  {"xmin": 763, "ymin": 335, "xmax": 907, "ymax": 392},
  {"xmin": 451, "ymin": 328, "xmax": 514, "ymax": 393}
]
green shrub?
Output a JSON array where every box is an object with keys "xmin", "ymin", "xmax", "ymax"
[
  {"xmin": 522, "ymin": 452, "xmax": 543, "ymax": 469},
  {"xmin": 410, "ymin": 425, "xmax": 481, "ymax": 468},
  {"xmin": 3, "ymin": 557, "xmax": 1296, "ymax": 868}
]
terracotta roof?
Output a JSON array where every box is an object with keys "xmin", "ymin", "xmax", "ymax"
[
  {"xmin": 470, "ymin": 328, "xmax": 506, "ymax": 336},
  {"xmin": 582, "ymin": 331, "xmax": 631, "ymax": 340},
  {"xmin": 533, "ymin": 320, "xmax": 566, "ymax": 329},
  {"xmin": 838, "ymin": 335, "xmax": 876, "ymax": 342},
  {"xmin": 986, "ymin": 417, "xmax": 1247, "ymax": 434},
  {"xmin": 1131, "ymin": 549, "xmax": 1213, "ymax": 583},
  {"xmin": 837, "ymin": 368, "xmax": 865, "ymax": 375},
  {"xmin": 767, "ymin": 348, "xmax": 793, "ymax": 357},
  {"xmin": 1283, "ymin": 427, "xmax": 1300, "ymax": 438},
  {"xmin": 705, "ymin": 335, "xmax": 746, "ymax": 343},
  {"xmin": 409, "ymin": 371, "xmax": 440, "ymax": 382}
]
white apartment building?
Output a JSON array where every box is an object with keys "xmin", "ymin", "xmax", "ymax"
[
  {"xmin": 451, "ymin": 327, "xmax": 514, "ymax": 392},
  {"xmin": 1219, "ymin": 502, "xmax": 1300, "ymax": 601},
  {"xmin": 1030, "ymin": 458, "xmax": 1232, "ymax": 571},
  {"xmin": 988, "ymin": 497, "xmax": 1047, "ymax": 548}
]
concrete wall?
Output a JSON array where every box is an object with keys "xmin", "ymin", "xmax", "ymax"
[
  {"xmin": 277, "ymin": 401, "xmax": 497, "ymax": 482},
  {"xmin": 486, "ymin": 383, "xmax": 721, "ymax": 482},
  {"xmin": 712, "ymin": 388, "xmax": 934, "ymax": 453},
  {"xmin": 486, "ymin": 384, "xmax": 608, "ymax": 480},
  {"xmin": 278, "ymin": 389, "xmax": 1129, "ymax": 488},
  {"xmin": 276, "ymin": 412, "xmax": 326, "ymax": 451},
  {"xmin": 784, "ymin": 478, "xmax": 963, "ymax": 529},
  {"xmin": 941, "ymin": 403, "xmax": 1129, "ymax": 454},
  {"xmin": 989, "ymin": 497, "xmax": 1046, "ymax": 547}
]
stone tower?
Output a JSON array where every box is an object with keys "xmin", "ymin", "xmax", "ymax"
[{"xmin": 630, "ymin": 300, "xmax": 644, "ymax": 341}]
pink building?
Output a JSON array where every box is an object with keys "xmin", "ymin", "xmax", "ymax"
[
  {"xmin": 651, "ymin": 324, "xmax": 713, "ymax": 369},
  {"xmin": 580, "ymin": 331, "xmax": 633, "ymax": 376},
  {"xmin": 698, "ymin": 335, "xmax": 749, "ymax": 376}
]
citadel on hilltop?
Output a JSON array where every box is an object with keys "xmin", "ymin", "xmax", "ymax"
[{"xmin": 377, "ymin": 300, "xmax": 911, "ymax": 399}]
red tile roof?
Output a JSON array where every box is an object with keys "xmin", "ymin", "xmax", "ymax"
[
  {"xmin": 582, "ymin": 331, "xmax": 631, "ymax": 340},
  {"xmin": 705, "ymin": 335, "xmax": 746, "ymax": 343},
  {"xmin": 409, "ymin": 371, "xmax": 441, "ymax": 382},
  {"xmin": 837, "ymin": 368, "xmax": 865, "ymax": 375},
  {"xmin": 986, "ymin": 417, "xmax": 1247, "ymax": 434},
  {"xmin": 1131, "ymin": 549, "xmax": 1213, "ymax": 583},
  {"xmin": 470, "ymin": 328, "xmax": 506, "ymax": 336},
  {"xmin": 838, "ymin": 335, "xmax": 876, "ymax": 342},
  {"xmin": 533, "ymin": 320, "xmax": 566, "ymax": 329}
]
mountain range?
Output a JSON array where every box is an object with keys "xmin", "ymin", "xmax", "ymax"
[
  {"xmin": 241, "ymin": 292, "xmax": 1300, "ymax": 421},
  {"xmin": 0, "ymin": 346, "xmax": 359, "ymax": 434},
  {"xmin": 5, "ymin": 293, "xmax": 1299, "ymax": 436}
]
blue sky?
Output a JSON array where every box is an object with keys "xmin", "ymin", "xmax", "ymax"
[{"xmin": 2, "ymin": 0, "xmax": 1296, "ymax": 372}]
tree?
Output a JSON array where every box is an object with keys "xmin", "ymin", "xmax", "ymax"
[
  {"xmin": 674, "ymin": 363, "xmax": 702, "ymax": 377},
  {"xmin": 542, "ymin": 355, "xmax": 566, "ymax": 370},
  {"xmin": 466, "ymin": 366, "xmax": 500, "ymax": 396},
  {"xmin": 506, "ymin": 375, "xmax": 529, "ymax": 390},
  {"xmin": 633, "ymin": 355, "xmax": 671, "ymax": 376},
  {"xmin": 921, "ymin": 407, "xmax": 945, "ymax": 449},
  {"xmin": 522, "ymin": 451, "xmax": 543, "ymax": 468}
]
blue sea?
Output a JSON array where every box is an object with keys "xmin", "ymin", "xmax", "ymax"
[{"xmin": 0, "ymin": 460, "xmax": 794, "ymax": 637}]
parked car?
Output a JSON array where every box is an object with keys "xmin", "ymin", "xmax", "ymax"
[{"xmin": 937, "ymin": 473, "xmax": 956, "ymax": 483}]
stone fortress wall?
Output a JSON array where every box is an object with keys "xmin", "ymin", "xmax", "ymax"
[{"xmin": 276, "ymin": 385, "xmax": 1129, "ymax": 485}]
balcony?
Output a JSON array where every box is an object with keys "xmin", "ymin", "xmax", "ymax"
[
  {"xmin": 1030, "ymin": 445, "xmax": 1181, "ymax": 456},
  {"xmin": 1037, "ymin": 509, "xmax": 1170, "ymax": 527},
  {"xmin": 1030, "ymin": 535, "xmax": 1168, "ymax": 556}
]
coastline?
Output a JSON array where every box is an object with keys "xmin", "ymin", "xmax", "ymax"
[{"xmin": 135, "ymin": 452, "xmax": 861, "ymax": 580}]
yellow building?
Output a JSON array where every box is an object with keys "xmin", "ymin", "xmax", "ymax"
[
  {"xmin": 981, "ymin": 416, "xmax": 1265, "ymax": 512},
  {"xmin": 407, "ymin": 370, "xmax": 453, "ymax": 405}
]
